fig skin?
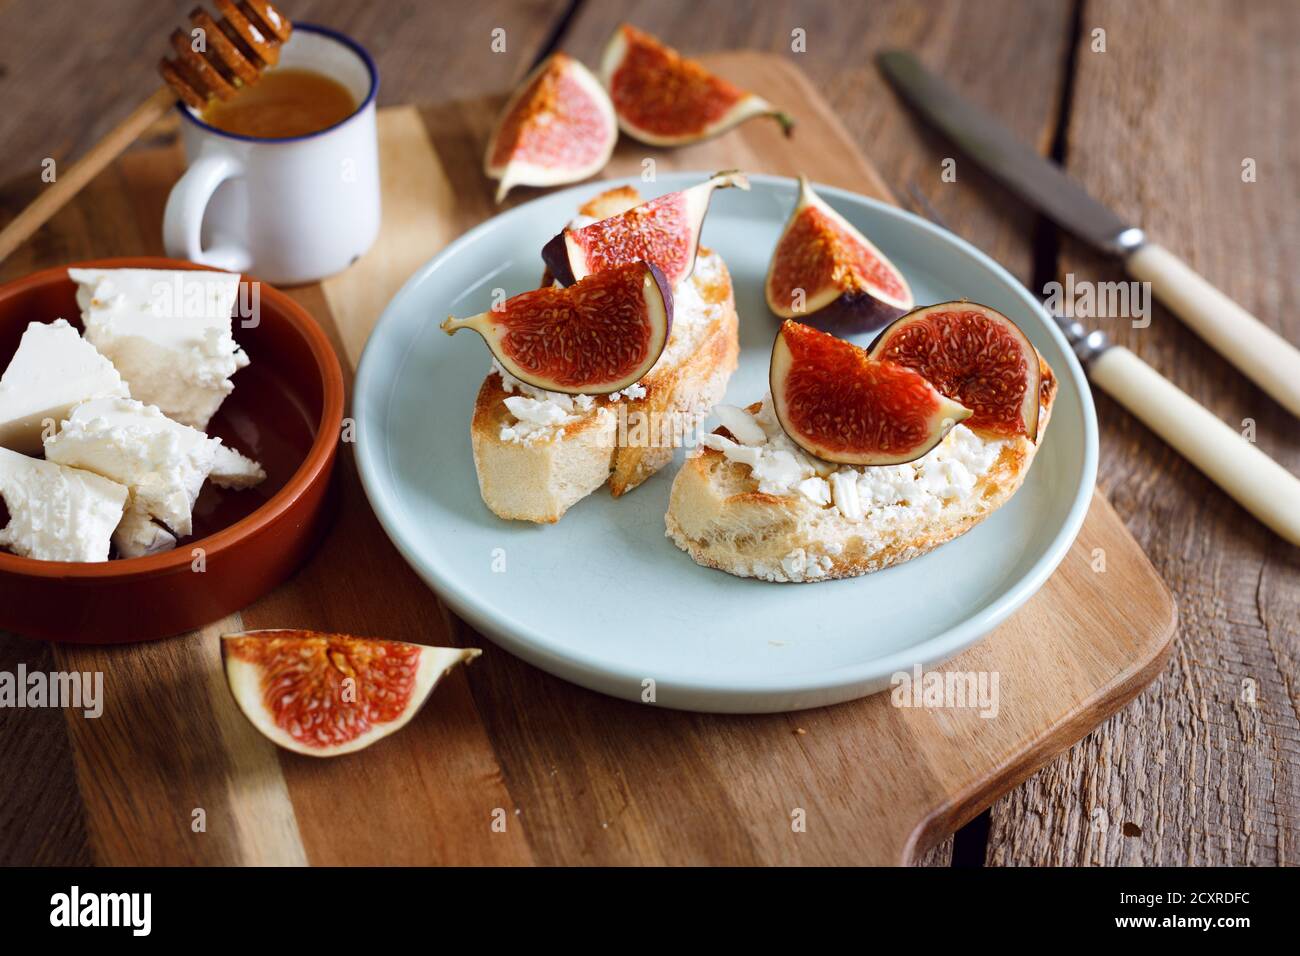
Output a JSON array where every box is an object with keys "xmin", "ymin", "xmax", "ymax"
[
  {"xmin": 441, "ymin": 261, "xmax": 673, "ymax": 396},
  {"xmin": 791, "ymin": 289, "xmax": 910, "ymax": 336},
  {"xmin": 868, "ymin": 300, "xmax": 1041, "ymax": 441},
  {"xmin": 769, "ymin": 320, "xmax": 971, "ymax": 467},
  {"xmin": 541, "ymin": 170, "xmax": 749, "ymax": 290},
  {"xmin": 599, "ymin": 24, "xmax": 794, "ymax": 147},
  {"xmin": 541, "ymin": 231, "xmax": 578, "ymax": 286},
  {"xmin": 766, "ymin": 176, "xmax": 913, "ymax": 334},
  {"xmin": 484, "ymin": 53, "xmax": 617, "ymax": 203},
  {"xmin": 221, "ymin": 630, "xmax": 481, "ymax": 758}
]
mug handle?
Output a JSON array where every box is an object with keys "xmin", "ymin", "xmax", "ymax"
[{"xmin": 163, "ymin": 152, "xmax": 253, "ymax": 273}]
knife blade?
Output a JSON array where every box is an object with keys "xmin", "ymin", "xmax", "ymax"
[
  {"xmin": 878, "ymin": 49, "xmax": 1300, "ymax": 419},
  {"xmin": 878, "ymin": 50, "xmax": 1142, "ymax": 255}
]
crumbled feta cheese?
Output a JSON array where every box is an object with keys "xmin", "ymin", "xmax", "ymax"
[
  {"xmin": 700, "ymin": 394, "xmax": 1007, "ymax": 525},
  {"xmin": 44, "ymin": 397, "xmax": 264, "ymax": 539},
  {"xmin": 829, "ymin": 471, "xmax": 863, "ymax": 521},
  {"xmin": 68, "ymin": 268, "xmax": 249, "ymax": 431},
  {"xmin": 114, "ymin": 505, "xmax": 177, "ymax": 558},
  {"xmin": 503, "ymin": 395, "xmax": 572, "ymax": 427},
  {"xmin": 701, "ymin": 433, "xmax": 762, "ymax": 467},
  {"xmin": 491, "ymin": 360, "xmax": 583, "ymax": 445},
  {"xmin": 0, "ymin": 447, "xmax": 127, "ymax": 562},
  {"xmin": 608, "ymin": 382, "xmax": 647, "ymax": 401},
  {"xmin": 797, "ymin": 476, "xmax": 832, "ymax": 506},
  {"xmin": 752, "ymin": 449, "xmax": 810, "ymax": 496},
  {"xmin": 0, "ymin": 319, "xmax": 128, "ymax": 455},
  {"xmin": 712, "ymin": 404, "xmax": 768, "ymax": 445}
]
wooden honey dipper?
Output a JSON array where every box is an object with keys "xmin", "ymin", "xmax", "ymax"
[{"xmin": 0, "ymin": 0, "xmax": 292, "ymax": 262}]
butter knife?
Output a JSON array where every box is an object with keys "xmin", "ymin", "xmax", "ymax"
[
  {"xmin": 879, "ymin": 50, "xmax": 1300, "ymax": 419},
  {"xmin": 1057, "ymin": 318, "xmax": 1300, "ymax": 545}
]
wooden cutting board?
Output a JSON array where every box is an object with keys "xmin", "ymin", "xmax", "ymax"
[{"xmin": 7, "ymin": 53, "xmax": 1176, "ymax": 865}]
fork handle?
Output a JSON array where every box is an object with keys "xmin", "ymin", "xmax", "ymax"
[
  {"xmin": 1127, "ymin": 242, "xmax": 1300, "ymax": 418},
  {"xmin": 1089, "ymin": 344, "xmax": 1300, "ymax": 545},
  {"xmin": 0, "ymin": 88, "xmax": 175, "ymax": 263}
]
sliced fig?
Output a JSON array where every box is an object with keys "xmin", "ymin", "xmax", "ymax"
[
  {"xmin": 542, "ymin": 170, "xmax": 748, "ymax": 290},
  {"xmin": 869, "ymin": 301, "xmax": 1041, "ymax": 441},
  {"xmin": 441, "ymin": 261, "xmax": 673, "ymax": 395},
  {"xmin": 766, "ymin": 176, "xmax": 914, "ymax": 333},
  {"xmin": 770, "ymin": 321, "xmax": 970, "ymax": 466},
  {"xmin": 221, "ymin": 630, "xmax": 480, "ymax": 757},
  {"xmin": 485, "ymin": 53, "xmax": 617, "ymax": 203},
  {"xmin": 599, "ymin": 24, "xmax": 794, "ymax": 146}
]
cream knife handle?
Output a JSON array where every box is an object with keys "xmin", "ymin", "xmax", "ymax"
[
  {"xmin": 1127, "ymin": 242, "xmax": 1300, "ymax": 418},
  {"xmin": 1090, "ymin": 345, "xmax": 1300, "ymax": 545}
]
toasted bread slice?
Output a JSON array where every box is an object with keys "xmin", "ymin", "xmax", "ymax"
[
  {"xmin": 579, "ymin": 185, "xmax": 641, "ymax": 220},
  {"xmin": 665, "ymin": 357, "xmax": 1057, "ymax": 582},
  {"xmin": 469, "ymin": 187, "xmax": 740, "ymax": 523}
]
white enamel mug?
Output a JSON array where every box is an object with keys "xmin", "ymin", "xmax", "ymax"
[{"xmin": 163, "ymin": 24, "xmax": 381, "ymax": 285}]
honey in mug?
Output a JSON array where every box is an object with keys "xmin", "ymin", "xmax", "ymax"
[{"xmin": 201, "ymin": 68, "xmax": 357, "ymax": 139}]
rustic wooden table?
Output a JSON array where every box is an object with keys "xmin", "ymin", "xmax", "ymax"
[{"xmin": 0, "ymin": 0, "xmax": 1295, "ymax": 866}]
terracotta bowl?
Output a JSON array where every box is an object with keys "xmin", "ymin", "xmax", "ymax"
[{"xmin": 0, "ymin": 258, "xmax": 344, "ymax": 643}]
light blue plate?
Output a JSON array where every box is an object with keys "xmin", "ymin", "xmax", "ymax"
[{"xmin": 354, "ymin": 173, "xmax": 1098, "ymax": 713}]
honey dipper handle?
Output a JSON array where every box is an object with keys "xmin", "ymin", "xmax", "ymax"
[{"xmin": 0, "ymin": 87, "xmax": 176, "ymax": 262}]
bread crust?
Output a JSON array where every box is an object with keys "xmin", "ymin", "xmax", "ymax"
[{"xmin": 665, "ymin": 358, "xmax": 1057, "ymax": 582}]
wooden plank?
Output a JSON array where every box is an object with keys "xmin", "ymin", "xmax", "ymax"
[
  {"xmin": 914, "ymin": 836, "xmax": 954, "ymax": 868},
  {"xmin": 0, "ymin": 0, "xmax": 187, "ymax": 233},
  {"xmin": 289, "ymin": 0, "xmax": 566, "ymax": 101},
  {"xmin": 254, "ymin": 278, "xmax": 533, "ymax": 867},
  {"xmin": 986, "ymin": 0, "xmax": 1300, "ymax": 866},
  {"xmin": 0, "ymin": 633, "xmax": 92, "ymax": 865},
  {"xmin": 56, "ymin": 616, "xmax": 306, "ymax": 865}
]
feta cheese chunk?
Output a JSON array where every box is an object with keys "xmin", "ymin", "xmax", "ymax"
[
  {"xmin": 0, "ymin": 319, "xmax": 128, "ymax": 454},
  {"xmin": 44, "ymin": 398, "xmax": 264, "ymax": 539},
  {"xmin": 0, "ymin": 447, "xmax": 127, "ymax": 562},
  {"xmin": 712, "ymin": 404, "xmax": 767, "ymax": 446},
  {"xmin": 68, "ymin": 268, "xmax": 249, "ymax": 430},
  {"xmin": 797, "ymin": 475, "xmax": 832, "ymax": 506},
  {"xmin": 114, "ymin": 505, "xmax": 178, "ymax": 558},
  {"xmin": 210, "ymin": 444, "xmax": 268, "ymax": 490},
  {"xmin": 829, "ymin": 470, "xmax": 863, "ymax": 521}
]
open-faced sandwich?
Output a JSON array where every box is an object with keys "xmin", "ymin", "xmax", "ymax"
[
  {"xmin": 666, "ymin": 304, "xmax": 1056, "ymax": 582},
  {"xmin": 443, "ymin": 172, "xmax": 746, "ymax": 523}
]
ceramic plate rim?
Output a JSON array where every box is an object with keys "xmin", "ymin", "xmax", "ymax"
[{"xmin": 353, "ymin": 172, "xmax": 1099, "ymax": 709}]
